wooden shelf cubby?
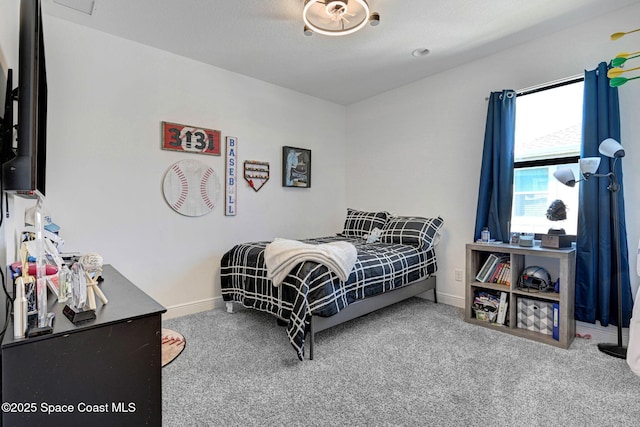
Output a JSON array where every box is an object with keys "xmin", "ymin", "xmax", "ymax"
[{"xmin": 465, "ymin": 242, "xmax": 576, "ymax": 349}]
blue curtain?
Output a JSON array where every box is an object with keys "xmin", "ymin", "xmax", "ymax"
[
  {"xmin": 576, "ymin": 62, "xmax": 632, "ymax": 327},
  {"xmin": 474, "ymin": 90, "xmax": 516, "ymax": 242}
]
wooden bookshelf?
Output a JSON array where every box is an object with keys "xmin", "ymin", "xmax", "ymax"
[{"xmin": 465, "ymin": 242, "xmax": 576, "ymax": 349}]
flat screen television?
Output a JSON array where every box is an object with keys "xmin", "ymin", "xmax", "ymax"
[
  {"xmin": 1, "ymin": 0, "xmax": 47, "ymax": 198},
  {"xmin": 0, "ymin": 69, "xmax": 14, "ymax": 165}
]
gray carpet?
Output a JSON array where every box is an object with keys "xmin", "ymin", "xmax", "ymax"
[{"xmin": 162, "ymin": 298, "xmax": 640, "ymax": 426}]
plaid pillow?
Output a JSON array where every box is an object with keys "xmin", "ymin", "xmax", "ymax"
[
  {"xmin": 342, "ymin": 208, "xmax": 389, "ymax": 237},
  {"xmin": 380, "ymin": 216, "xmax": 444, "ymax": 249}
]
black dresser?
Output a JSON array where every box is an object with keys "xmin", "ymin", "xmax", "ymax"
[{"xmin": 1, "ymin": 265, "xmax": 166, "ymax": 426}]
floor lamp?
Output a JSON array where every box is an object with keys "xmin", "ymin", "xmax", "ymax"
[{"xmin": 553, "ymin": 137, "xmax": 627, "ymax": 359}]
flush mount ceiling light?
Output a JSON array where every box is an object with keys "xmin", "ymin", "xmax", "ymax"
[{"xmin": 303, "ymin": 0, "xmax": 379, "ymax": 36}]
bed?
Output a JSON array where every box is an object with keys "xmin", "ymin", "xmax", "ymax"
[{"xmin": 220, "ymin": 209, "xmax": 443, "ymax": 360}]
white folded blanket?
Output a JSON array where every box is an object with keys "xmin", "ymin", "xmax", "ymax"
[{"xmin": 264, "ymin": 238, "xmax": 357, "ymax": 286}]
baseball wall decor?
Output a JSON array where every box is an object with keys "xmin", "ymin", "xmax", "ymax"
[
  {"xmin": 225, "ymin": 136, "xmax": 237, "ymax": 216},
  {"xmin": 162, "ymin": 121, "xmax": 221, "ymax": 156},
  {"xmin": 244, "ymin": 160, "xmax": 270, "ymax": 192},
  {"xmin": 163, "ymin": 159, "xmax": 221, "ymax": 216}
]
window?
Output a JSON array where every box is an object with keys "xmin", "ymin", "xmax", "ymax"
[{"xmin": 511, "ymin": 79, "xmax": 583, "ymax": 235}]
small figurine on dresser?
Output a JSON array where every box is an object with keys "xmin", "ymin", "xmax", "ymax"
[
  {"xmin": 62, "ymin": 262, "xmax": 96, "ymax": 323},
  {"xmin": 79, "ymin": 252, "xmax": 108, "ymax": 310}
]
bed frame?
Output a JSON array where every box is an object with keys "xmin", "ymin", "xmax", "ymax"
[
  {"xmin": 307, "ymin": 275, "xmax": 436, "ymax": 359},
  {"xmin": 225, "ymin": 275, "xmax": 436, "ymax": 360}
]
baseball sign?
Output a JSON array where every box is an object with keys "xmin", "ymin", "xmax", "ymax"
[{"xmin": 161, "ymin": 121, "xmax": 221, "ymax": 155}]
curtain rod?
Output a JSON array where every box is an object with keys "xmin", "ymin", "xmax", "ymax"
[
  {"xmin": 485, "ymin": 74, "xmax": 584, "ymax": 100},
  {"xmin": 517, "ymin": 74, "xmax": 583, "ymax": 97}
]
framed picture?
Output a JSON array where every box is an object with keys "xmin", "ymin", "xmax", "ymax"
[{"xmin": 282, "ymin": 146, "xmax": 311, "ymax": 188}]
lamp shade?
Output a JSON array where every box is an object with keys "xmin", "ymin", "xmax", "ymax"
[
  {"xmin": 599, "ymin": 138, "xmax": 625, "ymax": 158},
  {"xmin": 579, "ymin": 157, "xmax": 601, "ymax": 175},
  {"xmin": 553, "ymin": 168, "xmax": 576, "ymax": 187}
]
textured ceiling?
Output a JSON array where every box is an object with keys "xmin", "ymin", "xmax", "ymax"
[{"xmin": 43, "ymin": 0, "xmax": 640, "ymax": 105}]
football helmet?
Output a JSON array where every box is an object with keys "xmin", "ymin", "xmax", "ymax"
[{"xmin": 517, "ymin": 266, "xmax": 553, "ymax": 292}]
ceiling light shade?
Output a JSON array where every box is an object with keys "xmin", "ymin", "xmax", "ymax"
[
  {"xmin": 599, "ymin": 138, "xmax": 625, "ymax": 158},
  {"xmin": 579, "ymin": 157, "xmax": 601, "ymax": 176},
  {"xmin": 303, "ymin": 0, "xmax": 375, "ymax": 36},
  {"xmin": 553, "ymin": 168, "xmax": 577, "ymax": 187}
]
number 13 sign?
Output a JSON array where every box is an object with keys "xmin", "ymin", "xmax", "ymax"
[{"xmin": 162, "ymin": 121, "xmax": 221, "ymax": 155}]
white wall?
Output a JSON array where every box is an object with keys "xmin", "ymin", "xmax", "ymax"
[
  {"xmin": 346, "ymin": 3, "xmax": 640, "ymax": 323},
  {"xmin": 2, "ymin": 0, "xmax": 640, "ymax": 336},
  {"xmin": 0, "ymin": 9, "xmax": 348, "ymax": 316}
]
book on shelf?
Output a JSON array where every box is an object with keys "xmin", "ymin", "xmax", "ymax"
[
  {"xmin": 475, "ymin": 254, "xmax": 498, "ymax": 282},
  {"xmin": 495, "ymin": 263, "xmax": 511, "ymax": 285},
  {"xmin": 475, "ymin": 253, "xmax": 510, "ymax": 284},
  {"xmin": 488, "ymin": 262, "xmax": 503, "ymax": 283},
  {"xmin": 553, "ymin": 303, "xmax": 560, "ymax": 340},
  {"xmin": 502, "ymin": 265, "xmax": 512, "ymax": 286},
  {"xmin": 495, "ymin": 264, "xmax": 506, "ymax": 283},
  {"xmin": 496, "ymin": 291, "xmax": 508, "ymax": 325}
]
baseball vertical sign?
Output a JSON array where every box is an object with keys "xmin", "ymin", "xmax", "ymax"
[{"xmin": 225, "ymin": 137, "xmax": 237, "ymax": 216}]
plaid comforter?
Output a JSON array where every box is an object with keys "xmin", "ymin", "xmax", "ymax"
[{"xmin": 221, "ymin": 236, "xmax": 437, "ymax": 360}]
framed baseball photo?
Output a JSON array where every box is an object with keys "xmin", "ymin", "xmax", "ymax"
[{"xmin": 282, "ymin": 146, "xmax": 311, "ymax": 188}]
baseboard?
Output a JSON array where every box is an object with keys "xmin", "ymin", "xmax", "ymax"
[
  {"xmin": 165, "ymin": 291, "xmax": 463, "ymax": 320},
  {"xmin": 163, "ymin": 296, "xmax": 224, "ymax": 320},
  {"xmin": 417, "ymin": 290, "xmax": 464, "ymax": 308},
  {"xmin": 163, "ymin": 294, "xmax": 625, "ymax": 345},
  {"xmin": 576, "ymin": 320, "xmax": 630, "ymax": 345}
]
